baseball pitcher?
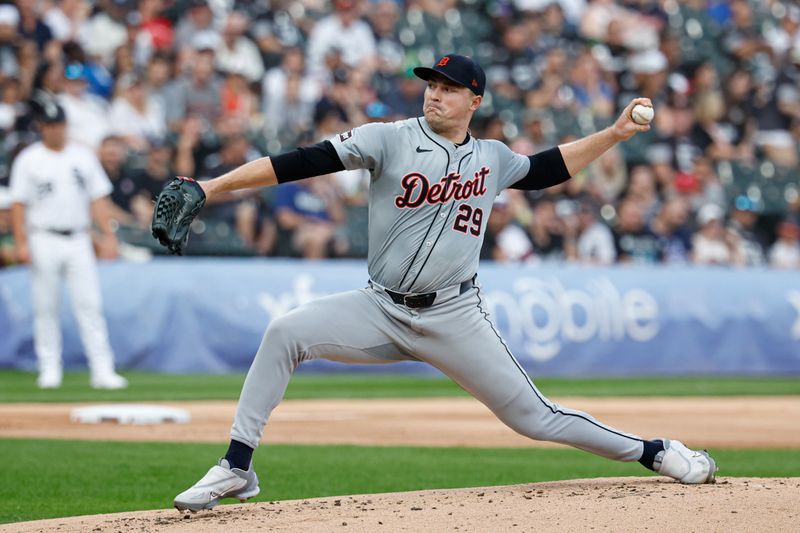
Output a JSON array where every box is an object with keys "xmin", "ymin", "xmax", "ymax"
[{"xmin": 153, "ymin": 55, "xmax": 717, "ymax": 512}]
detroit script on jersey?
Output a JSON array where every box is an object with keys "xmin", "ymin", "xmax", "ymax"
[{"xmin": 394, "ymin": 167, "xmax": 491, "ymax": 208}]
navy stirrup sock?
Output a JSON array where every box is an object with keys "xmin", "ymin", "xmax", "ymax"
[
  {"xmin": 225, "ymin": 439, "xmax": 254, "ymax": 470},
  {"xmin": 638, "ymin": 439, "xmax": 665, "ymax": 471}
]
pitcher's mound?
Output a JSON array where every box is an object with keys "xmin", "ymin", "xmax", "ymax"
[{"xmin": 6, "ymin": 477, "xmax": 798, "ymax": 532}]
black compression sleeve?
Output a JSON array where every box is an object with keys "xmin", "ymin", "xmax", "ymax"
[
  {"xmin": 272, "ymin": 140, "xmax": 346, "ymax": 183},
  {"xmin": 509, "ymin": 147, "xmax": 572, "ymax": 191}
]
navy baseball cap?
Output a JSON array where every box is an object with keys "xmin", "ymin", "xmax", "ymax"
[
  {"xmin": 38, "ymin": 101, "xmax": 66, "ymax": 124},
  {"xmin": 413, "ymin": 54, "xmax": 486, "ymax": 96}
]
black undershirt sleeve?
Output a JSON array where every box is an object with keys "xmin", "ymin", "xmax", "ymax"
[
  {"xmin": 271, "ymin": 140, "xmax": 346, "ymax": 184},
  {"xmin": 510, "ymin": 147, "xmax": 572, "ymax": 191}
]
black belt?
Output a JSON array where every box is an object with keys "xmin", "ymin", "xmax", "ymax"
[
  {"xmin": 384, "ymin": 279, "xmax": 474, "ymax": 309},
  {"xmin": 43, "ymin": 228, "xmax": 80, "ymax": 236}
]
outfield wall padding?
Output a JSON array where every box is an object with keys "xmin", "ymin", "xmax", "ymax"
[{"xmin": 1, "ymin": 259, "xmax": 798, "ymax": 376}]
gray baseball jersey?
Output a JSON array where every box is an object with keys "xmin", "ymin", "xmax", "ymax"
[
  {"xmin": 229, "ymin": 116, "xmax": 648, "ymax": 467},
  {"xmin": 330, "ymin": 117, "xmax": 530, "ymax": 293}
]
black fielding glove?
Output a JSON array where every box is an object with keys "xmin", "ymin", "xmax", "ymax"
[{"xmin": 151, "ymin": 177, "xmax": 206, "ymax": 255}]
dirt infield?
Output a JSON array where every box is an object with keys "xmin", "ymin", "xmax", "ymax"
[
  {"xmin": 4, "ymin": 396, "xmax": 798, "ymax": 531},
  {"xmin": 5, "ymin": 477, "xmax": 799, "ymax": 532},
  {"xmin": 1, "ymin": 396, "xmax": 798, "ymax": 448}
]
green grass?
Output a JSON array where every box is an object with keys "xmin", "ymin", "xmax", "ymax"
[
  {"xmin": 0, "ymin": 371, "xmax": 798, "ymax": 403},
  {"xmin": 0, "ymin": 439, "xmax": 798, "ymax": 525}
]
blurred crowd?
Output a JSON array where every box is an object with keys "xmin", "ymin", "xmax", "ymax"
[{"xmin": 1, "ymin": 0, "xmax": 799, "ymax": 268}]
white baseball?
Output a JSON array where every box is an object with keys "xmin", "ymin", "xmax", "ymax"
[{"xmin": 631, "ymin": 104, "xmax": 654, "ymax": 125}]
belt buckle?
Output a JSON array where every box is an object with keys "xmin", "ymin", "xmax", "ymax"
[{"xmin": 403, "ymin": 293, "xmax": 434, "ymax": 308}]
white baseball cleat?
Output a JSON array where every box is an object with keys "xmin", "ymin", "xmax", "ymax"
[
  {"xmin": 655, "ymin": 439, "xmax": 717, "ymax": 484},
  {"xmin": 37, "ymin": 370, "xmax": 63, "ymax": 389},
  {"xmin": 174, "ymin": 459, "xmax": 260, "ymax": 512},
  {"xmin": 90, "ymin": 372, "xmax": 128, "ymax": 390}
]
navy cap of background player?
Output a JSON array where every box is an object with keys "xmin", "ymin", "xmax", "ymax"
[
  {"xmin": 37, "ymin": 101, "xmax": 66, "ymax": 124},
  {"xmin": 413, "ymin": 55, "xmax": 486, "ymax": 96}
]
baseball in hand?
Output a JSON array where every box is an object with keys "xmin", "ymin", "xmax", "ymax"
[{"xmin": 631, "ymin": 104, "xmax": 654, "ymax": 125}]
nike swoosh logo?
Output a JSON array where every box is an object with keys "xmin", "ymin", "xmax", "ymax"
[
  {"xmin": 416, "ymin": 146, "xmax": 433, "ymax": 153},
  {"xmin": 208, "ymin": 479, "xmax": 246, "ymax": 498}
]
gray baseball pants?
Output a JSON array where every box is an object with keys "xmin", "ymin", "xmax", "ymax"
[{"xmin": 231, "ymin": 281, "xmax": 645, "ymax": 461}]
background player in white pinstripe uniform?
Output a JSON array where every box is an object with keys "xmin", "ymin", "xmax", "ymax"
[{"xmin": 10, "ymin": 101, "xmax": 127, "ymax": 390}]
